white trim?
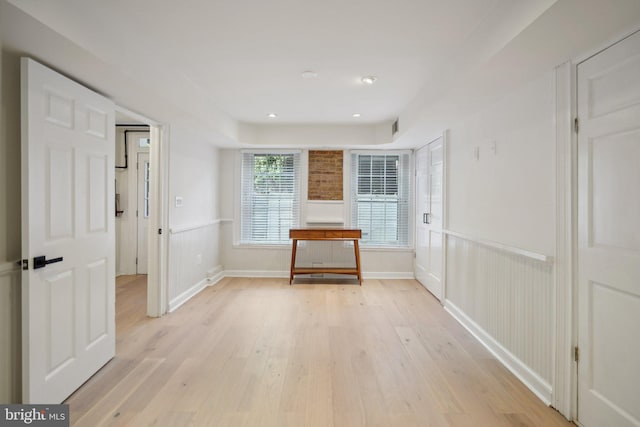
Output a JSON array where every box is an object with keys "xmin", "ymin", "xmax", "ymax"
[
  {"xmin": 147, "ymin": 124, "xmax": 170, "ymax": 317},
  {"xmin": 362, "ymin": 271, "xmax": 414, "ymax": 280},
  {"xmin": 443, "ymin": 229, "xmax": 552, "ymax": 263},
  {"xmin": 168, "ymin": 278, "xmax": 208, "ymax": 312},
  {"xmin": 224, "ymin": 270, "xmax": 289, "ymax": 278},
  {"xmin": 206, "ymin": 266, "xmax": 225, "ymax": 286},
  {"xmin": 222, "ymin": 270, "xmax": 414, "ymax": 280},
  {"xmin": 553, "ymin": 61, "xmax": 575, "ymax": 420},
  {"xmin": 442, "ymin": 130, "xmax": 450, "ymax": 304},
  {"xmin": 444, "ymin": 300, "xmax": 553, "ymax": 405},
  {"xmin": 169, "ymin": 220, "xmax": 221, "ymax": 234},
  {"xmin": 0, "ymin": 261, "xmax": 20, "ymax": 276}
]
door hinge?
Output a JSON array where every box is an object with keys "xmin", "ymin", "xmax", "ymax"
[
  {"xmin": 574, "ymin": 117, "xmax": 579, "ymax": 134},
  {"xmin": 574, "ymin": 346, "xmax": 580, "ymax": 362},
  {"xmin": 136, "ymin": 210, "xmax": 139, "ymax": 217},
  {"xmin": 135, "ymin": 257, "xmax": 138, "ymax": 265}
]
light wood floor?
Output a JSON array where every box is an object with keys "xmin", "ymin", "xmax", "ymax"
[{"xmin": 66, "ymin": 276, "xmax": 573, "ymax": 426}]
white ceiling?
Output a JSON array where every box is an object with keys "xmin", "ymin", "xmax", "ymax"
[
  {"xmin": 3, "ymin": 0, "xmax": 640, "ymax": 148},
  {"xmin": 4, "ymin": 0, "xmax": 556, "ymax": 125}
]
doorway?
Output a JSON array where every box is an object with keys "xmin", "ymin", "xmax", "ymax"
[
  {"xmin": 115, "ymin": 125, "xmax": 150, "ymax": 277},
  {"xmin": 114, "ymin": 110, "xmax": 168, "ymax": 318}
]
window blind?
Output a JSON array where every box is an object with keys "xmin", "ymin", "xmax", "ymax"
[
  {"xmin": 240, "ymin": 152, "xmax": 300, "ymax": 244},
  {"xmin": 351, "ymin": 152, "xmax": 410, "ymax": 247}
]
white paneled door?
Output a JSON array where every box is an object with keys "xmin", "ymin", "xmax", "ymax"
[
  {"xmin": 21, "ymin": 58, "xmax": 115, "ymax": 403},
  {"xmin": 577, "ymin": 30, "xmax": 640, "ymax": 427},
  {"xmin": 415, "ymin": 137, "xmax": 444, "ymax": 300}
]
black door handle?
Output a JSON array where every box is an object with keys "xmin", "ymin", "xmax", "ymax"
[
  {"xmin": 423, "ymin": 213, "xmax": 430, "ymax": 224},
  {"xmin": 33, "ymin": 255, "xmax": 64, "ymax": 270}
]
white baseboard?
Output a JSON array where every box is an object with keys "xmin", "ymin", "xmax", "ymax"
[
  {"xmin": 223, "ymin": 270, "xmax": 289, "ymax": 278},
  {"xmin": 168, "ymin": 278, "xmax": 208, "ymax": 313},
  {"xmin": 444, "ymin": 300, "xmax": 552, "ymax": 405},
  {"xmin": 222, "ymin": 270, "xmax": 415, "ymax": 280},
  {"xmin": 363, "ymin": 271, "xmax": 415, "ymax": 280},
  {"xmin": 206, "ymin": 265, "xmax": 225, "ymax": 286}
]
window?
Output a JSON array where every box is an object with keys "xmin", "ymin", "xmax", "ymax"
[
  {"xmin": 351, "ymin": 152, "xmax": 410, "ymax": 247},
  {"xmin": 241, "ymin": 152, "xmax": 300, "ymax": 244}
]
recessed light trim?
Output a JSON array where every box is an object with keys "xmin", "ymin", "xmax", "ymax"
[
  {"xmin": 352, "ymin": 113, "xmax": 361, "ymax": 118},
  {"xmin": 301, "ymin": 70, "xmax": 318, "ymax": 79},
  {"xmin": 267, "ymin": 113, "xmax": 278, "ymax": 118},
  {"xmin": 361, "ymin": 76, "xmax": 377, "ymax": 85}
]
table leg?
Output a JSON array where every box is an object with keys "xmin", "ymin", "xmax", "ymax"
[
  {"xmin": 354, "ymin": 239, "xmax": 362, "ymax": 285},
  {"xmin": 290, "ymin": 239, "xmax": 298, "ymax": 285}
]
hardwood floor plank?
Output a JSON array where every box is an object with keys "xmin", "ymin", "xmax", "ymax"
[{"xmin": 65, "ymin": 276, "xmax": 574, "ymax": 426}]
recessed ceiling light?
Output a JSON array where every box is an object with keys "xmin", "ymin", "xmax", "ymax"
[
  {"xmin": 301, "ymin": 70, "xmax": 318, "ymax": 79},
  {"xmin": 361, "ymin": 76, "xmax": 377, "ymax": 85},
  {"xmin": 352, "ymin": 113, "xmax": 361, "ymax": 118},
  {"xmin": 267, "ymin": 113, "xmax": 278, "ymax": 118}
]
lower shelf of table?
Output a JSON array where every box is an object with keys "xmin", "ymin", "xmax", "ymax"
[
  {"xmin": 292, "ymin": 267, "xmax": 359, "ymax": 275},
  {"xmin": 290, "ymin": 268, "xmax": 361, "ymax": 284}
]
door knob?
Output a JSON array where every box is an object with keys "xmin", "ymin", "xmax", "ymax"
[{"xmin": 33, "ymin": 255, "xmax": 64, "ymax": 270}]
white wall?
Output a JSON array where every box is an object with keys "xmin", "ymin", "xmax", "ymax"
[
  {"xmin": 238, "ymin": 122, "xmax": 393, "ymax": 147},
  {"xmin": 447, "ymin": 72, "xmax": 556, "ymax": 255},
  {"xmin": 442, "ymin": 71, "xmax": 557, "ymax": 404},
  {"xmin": 166, "ymin": 126, "xmax": 222, "ymax": 307}
]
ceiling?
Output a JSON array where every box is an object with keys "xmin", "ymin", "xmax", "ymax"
[
  {"xmin": 4, "ymin": 0, "xmax": 556, "ymax": 124},
  {"xmin": 3, "ymin": 0, "xmax": 640, "ymax": 148}
]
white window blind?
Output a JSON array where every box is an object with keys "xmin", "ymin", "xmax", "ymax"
[
  {"xmin": 241, "ymin": 152, "xmax": 300, "ymax": 244},
  {"xmin": 351, "ymin": 152, "xmax": 411, "ymax": 247}
]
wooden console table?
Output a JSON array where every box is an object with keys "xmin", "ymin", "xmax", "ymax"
[{"xmin": 289, "ymin": 228, "xmax": 362, "ymax": 285}]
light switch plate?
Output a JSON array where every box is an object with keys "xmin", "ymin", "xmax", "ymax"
[{"xmin": 175, "ymin": 196, "xmax": 183, "ymax": 207}]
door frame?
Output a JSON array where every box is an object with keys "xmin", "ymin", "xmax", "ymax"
[
  {"xmin": 136, "ymin": 151, "xmax": 150, "ymax": 274},
  {"xmin": 114, "ymin": 105, "xmax": 169, "ymax": 317},
  {"xmin": 553, "ymin": 25, "xmax": 640, "ymax": 422}
]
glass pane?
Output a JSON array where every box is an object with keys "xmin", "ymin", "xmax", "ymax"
[{"xmin": 139, "ymin": 137, "xmax": 151, "ymax": 148}]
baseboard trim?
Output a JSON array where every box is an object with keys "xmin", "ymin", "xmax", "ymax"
[
  {"xmin": 206, "ymin": 266, "xmax": 225, "ymax": 286},
  {"xmin": 444, "ymin": 300, "xmax": 552, "ymax": 405},
  {"xmin": 222, "ymin": 270, "xmax": 415, "ymax": 280},
  {"xmin": 168, "ymin": 278, "xmax": 208, "ymax": 313}
]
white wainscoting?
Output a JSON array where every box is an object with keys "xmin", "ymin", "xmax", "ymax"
[
  {"xmin": 0, "ymin": 261, "xmax": 21, "ymax": 403},
  {"xmin": 168, "ymin": 221, "xmax": 223, "ymax": 312},
  {"xmin": 444, "ymin": 234, "xmax": 554, "ymax": 404}
]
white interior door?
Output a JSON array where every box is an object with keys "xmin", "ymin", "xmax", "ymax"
[
  {"xmin": 415, "ymin": 145, "xmax": 429, "ymax": 287},
  {"xmin": 414, "ymin": 137, "xmax": 444, "ymax": 300},
  {"xmin": 137, "ymin": 152, "xmax": 150, "ymax": 274},
  {"xmin": 21, "ymin": 58, "xmax": 115, "ymax": 403},
  {"xmin": 577, "ymin": 30, "xmax": 640, "ymax": 427}
]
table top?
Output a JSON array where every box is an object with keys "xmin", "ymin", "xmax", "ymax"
[{"xmin": 289, "ymin": 228, "xmax": 362, "ymax": 239}]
